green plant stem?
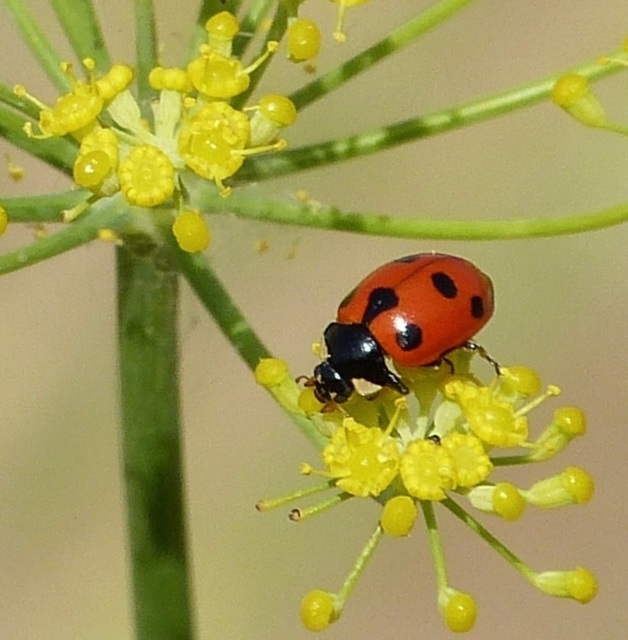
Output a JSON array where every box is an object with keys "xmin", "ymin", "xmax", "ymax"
[
  {"xmin": 174, "ymin": 249, "xmax": 270, "ymax": 369},
  {"xmin": 173, "ymin": 248, "xmax": 329, "ymax": 447},
  {"xmin": 336, "ymin": 524, "xmax": 384, "ymax": 609},
  {"xmin": 421, "ymin": 500, "xmax": 448, "ymax": 588},
  {"xmin": 2, "ymin": 0, "xmax": 69, "ymax": 91},
  {"xmin": 0, "ymin": 195, "xmax": 130, "ymax": 275},
  {"xmin": 240, "ymin": 51, "xmax": 628, "ymax": 181},
  {"xmin": 1, "ymin": 190, "xmax": 90, "ymax": 223},
  {"xmin": 0, "ymin": 103, "xmax": 76, "ymax": 173},
  {"xmin": 134, "ymin": 0, "xmax": 158, "ymax": 102},
  {"xmin": 442, "ymin": 496, "xmax": 532, "ymax": 581},
  {"xmin": 116, "ymin": 245, "xmax": 195, "ymax": 640},
  {"xmin": 231, "ymin": 2, "xmax": 288, "ymax": 110},
  {"xmin": 189, "ymin": 184, "xmax": 628, "ymax": 240},
  {"xmin": 50, "ymin": 0, "xmax": 111, "ymax": 71},
  {"xmin": 0, "ymin": 83, "xmax": 41, "ymax": 119},
  {"xmin": 234, "ymin": 0, "xmax": 276, "ymax": 58},
  {"xmin": 290, "ymin": 0, "xmax": 475, "ymax": 109}
]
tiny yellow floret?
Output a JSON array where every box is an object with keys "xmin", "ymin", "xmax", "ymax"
[
  {"xmin": 298, "ymin": 387, "xmax": 325, "ymax": 413},
  {"xmin": 532, "ymin": 567, "xmax": 598, "ymax": 604},
  {"xmin": 6, "ymin": 158, "xmax": 24, "ymax": 181},
  {"xmin": 466, "ymin": 482, "xmax": 526, "ymax": 520},
  {"xmin": 207, "ymin": 11, "xmax": 239, "ymax": 37},
  {"xmin": 259, "ymin": 94, "xmax": 298, "ymax": 126},
  {"xmin": 300, "ymin": 589, "xmax": 337, "ymax": 631},
  {"xmin": 439, "ymin": 588, "xmax": 477, "ymax": 633},
  {"xmin": 528, "ymin": 406, "xmax": 586, "ymax": 461},
  {"xmin": 551, "ymin": 73, "xmax": 609, "ymax": 128},
  {"xmin": 118, "ymin": 144, "xmax": 176, "ymax": 207},
  {"xmin": 522, "ymin": 466, "xmax": 594, "ymax": 508},
  {"xmin": 498, "ymin": 366, "xmax": 542, "ymax": 398},
  {"xmin": 255, "ymin": 358, "xmax": 289, "ymax": 387},
  {"xmin": 492, "ymin": 482, "xmax": 526, "ymax": 520},
  {"xmin": 0, "ymin": 206, "xmax": 8, "ymax": 235},
  {"xmin": 74, "ymin": 150, "xmax": 113, "ymax": 188},
  {"xmin": 287, "ymin": 18, "xmax": 322, "ymax": 61},
  {"xmin": 177, "ymin": 101, "xmax": 249, "ymax": 196},
  {"xmin": 323, "ymin": 418, "xmax": 400, "ymax": 497},
  {"xmin": 249, "ymin": 94, "xmax": 297, "ymax": 146},
  {"xmin": 95, "ymin": 64, "xmax": 134, "ymax": 101},
  {"xmin": 380, "ymin": 496, "xmax": 417, "ymax": 537},
  {"xmin": 172, "ymin": 210, "xmax": 211, "ymax": 253},
  {"xmin": 553, "ymin": 406, "xmax": 586, "ymax": 436},
  {"xmin": 441, "ymin": 432, "xmax": 492, "ymax": 487},
  {"xmin": 400, "ymin": 439, "xmax": 456, "ymax": 501},
  {"xmin": 149, "ymin": 66, "xmax": 194, "ymax": 93}
]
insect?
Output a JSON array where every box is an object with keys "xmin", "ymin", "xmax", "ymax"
[{"xmin": 310, "ymin": 252, "xmax": 497, "ymax": 403}]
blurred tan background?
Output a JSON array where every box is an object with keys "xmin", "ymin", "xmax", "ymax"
[{"xmin": 1, "ymin": 1, "xmax": 627, "ymax": 638}]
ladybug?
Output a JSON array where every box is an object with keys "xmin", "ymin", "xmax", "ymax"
[{"xmin": 311, "ymin": 252, "xmax": 496, "ymax": 403}]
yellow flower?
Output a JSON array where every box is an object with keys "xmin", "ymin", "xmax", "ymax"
[
  {"xmin": 322, "ymin": 417, "xmax": 400, "ymax": 497},
  {"xmin": 400, "ymin": 439, "xmax": 456, "ymax": 500}
]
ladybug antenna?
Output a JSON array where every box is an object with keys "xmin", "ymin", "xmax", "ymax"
[{"xmin": 464, "ymin": 341, "xmax": 501, "ymax": 376}]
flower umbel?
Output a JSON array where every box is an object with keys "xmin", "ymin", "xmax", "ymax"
[
  {"xmin": 257, "ymin": 357, "xmax": 596, "ymax": 633},
  {"xmin": 15, "ymin": 12, "xmax": 297, "ymax": 250}
]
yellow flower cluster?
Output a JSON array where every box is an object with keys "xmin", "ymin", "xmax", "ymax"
[
  {"xmin": 16, "ymin": 11, "xmax": 297, "ymax": 252},
  {"xmin": 255, "ymin": 355, "xmax": 596, "ymax": 633}
]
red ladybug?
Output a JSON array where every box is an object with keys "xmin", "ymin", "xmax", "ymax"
[{"xmin": 312, "ymin": 253, "xmax": 496, "ymax": 403}]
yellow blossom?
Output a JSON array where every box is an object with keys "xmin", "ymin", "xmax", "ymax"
[{"xmin": 322, "ymin": 417, "xmax": 400, "ymax": 497}]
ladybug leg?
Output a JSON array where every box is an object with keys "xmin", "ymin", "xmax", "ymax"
[
  {"xmin": 441, "ymin": 356, "xmax": 455, "ymax": 374},
  {"xmin": 381, "ymin": 368, "xmax": 409, "ymax": 396},
  {"xmin": 464, "ymin": 341, "xmax": 501, "ymax": 375}
]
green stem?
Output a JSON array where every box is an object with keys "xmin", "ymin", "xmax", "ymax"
[
  {"xmin": 0, "ymin": 103, "xmax": 76, "ymax": 173},
  {"xmin": 233, "ymin": 0, "xmax": 276, "ymax": 58},
  {"xmin": 50, "ymin": 0, "xmax": 112, "ymax": 71},
  {"xmin": 116, "ymin": 245, "xmax": 195, "ymax": 640},
  {"xmin": 174, "ymin": 248, "xmax": 328, "ymax": 447},
  {"xmin": 2, "ymin": 0, "xmax": 70, "ymax": 91},
  {"xmin": 0, "ymin": 83, "xmax": 41, "ymax": 120},
  {"xmin": 230, "ymin": 2, "xmax": 288, "ymax": 110},
  {"xmin": 174, "ymin": 249, "xmax": 270, "ymax": 369},
  {"xmin": 490, "ymin": 455, "xmax": 532, "ymax": 467},
  {"xmin": 290, "ymin": 0, "xmax": 475, "ymax": 109},
  {"xmin": 240, "ymin": 51, "xmax": 628, "ymax": 181},
  {"xmin": 335, "ymin": 524, "xmax": 384, "ymax": 609},
  {"xmin": 1, "ymin": 190, "xmax": 90, "ymax": 223},
  {"xmin": 421, "ymin": 500, "xmax": 448, "ymax": 589},
  {"xmin": 0, "ymin": 194, "xmax": 129, "ymax": 275},
  {"xmin": 442, "ymin": 496, "xmax": 532, "ymax": 581},
  {"xmin": 134, "ymin": 0, "xmax": 158, "ymax": 103},
  {"xmin": 189, "ymin": 185, "xmax": 628, "ymax": 240}
]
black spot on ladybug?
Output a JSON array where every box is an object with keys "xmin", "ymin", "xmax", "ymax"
[
  {"xmin": 393, "ymin": 254, "xmax": 420, "ymax": 264},
  {"xmin": 362, "ymin": 287, "xmax": 399, "ymax": 326},
  {"xmin": 396, "ymin": 322, "xmax": 422, "ymax": 351},
  {"xmin": 470, "ymin": 295, "xmax": 485, "ymax": 319},
  {"xmin": 431, "ymin": 271, "xmax": 458, "ymax": 299},
  {"xmin": 338, "ymin": 286, "xmax": 357, "ymax": 310}
]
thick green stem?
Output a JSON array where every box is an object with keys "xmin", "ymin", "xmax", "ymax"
[{"xmin": 116, "ymin": 246, "xmax": 195, "ymax": 640}]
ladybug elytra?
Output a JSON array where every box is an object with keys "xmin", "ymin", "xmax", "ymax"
[{"xmin": 311, "ymin": 253, "xmax": 496, "ymax": 403}]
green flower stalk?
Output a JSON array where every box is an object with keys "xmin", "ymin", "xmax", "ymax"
[{"xmin": 1, "ymin": 2, "xmax": 627, "ymax": 638}]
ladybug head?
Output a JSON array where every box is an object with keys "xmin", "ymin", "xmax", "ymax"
[{"xmin": 312, "ymin": 360, "xmax": 354, "ymax": 404}]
